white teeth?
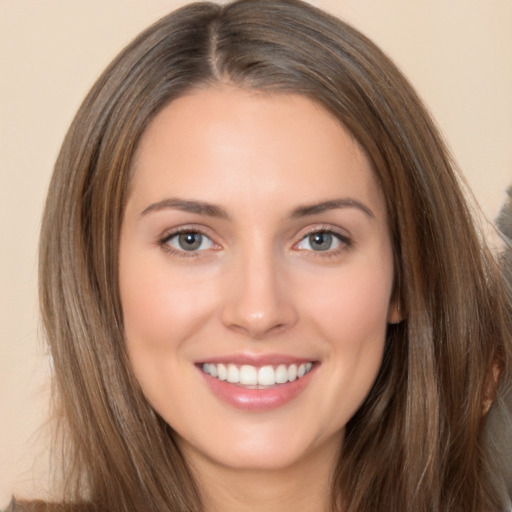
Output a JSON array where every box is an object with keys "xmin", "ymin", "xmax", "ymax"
[
  {"xmin": 226, "ymin": 364, "xmax": 240, "ymax": 383},
  {"xmin": 217, "ymin": 363, "xmax": 227, "ymax": 381},
  {"xmin": 202, "ymin": 361, "xmax": 314, "ymax": 387},
  {"xmin": 257, "ymin": 365, "xmax": 275, "ymax": 386},
  {"xmin": 239, "ymin": 365, "xmax": 258, "ymax": 385},
  {"xmin": 275, "ymin": 364, "xmax": 288, "ymax": 384}
]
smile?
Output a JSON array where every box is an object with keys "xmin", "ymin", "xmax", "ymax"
[{"xmin": 201, "ymin": 362, "xmax": 314, "ymax": 388}]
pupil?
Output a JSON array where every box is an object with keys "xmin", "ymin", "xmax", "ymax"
[
  {"xmin": 178, "ymin": 233, "xmax": 202, "ymax": 251},
  {"xmin": 310, "ymin": 232, "xmax": 332, "ymax": 251}
]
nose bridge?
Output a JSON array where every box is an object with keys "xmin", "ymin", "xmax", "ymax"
[{"xmin": 221, "ymin": 237, "xmax": 297, "ymax": 338}]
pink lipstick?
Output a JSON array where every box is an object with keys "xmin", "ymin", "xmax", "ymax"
[{"xmin": 196, "ymin": 355, "xmax": 317, "ymax": 411}]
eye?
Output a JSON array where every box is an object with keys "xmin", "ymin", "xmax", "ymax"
[
  {"xmin": 295, "ymin": 230, "xmax": 348, "ymax": 252},
  {"xmin": 163, "ymin": 231, "xmax": 216, "ymax": 252}
]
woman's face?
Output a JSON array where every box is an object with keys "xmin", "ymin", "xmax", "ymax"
[{"xmin": 120, "ymin": 87, "xmax": 398, "ymax": 474}]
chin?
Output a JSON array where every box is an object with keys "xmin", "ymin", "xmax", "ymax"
[{"xmin": 175, "ymin": 416, "xmax": 342, "ymax": 474}]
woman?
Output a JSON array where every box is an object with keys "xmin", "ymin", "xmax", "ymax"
[{"xmin": 9, "ymin": 0, "xmax": 512, "ymax": 510}]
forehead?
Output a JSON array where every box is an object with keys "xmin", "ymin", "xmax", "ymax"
[{"xmin": 128, "ymin": 86, "xmax": 385, "ymax": 217}]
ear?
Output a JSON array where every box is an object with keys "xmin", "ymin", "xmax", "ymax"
[
  {"xmin": 482, "ymin": 361, "xmax": 502, "ymax": 415},
  {"xmin": 387, "ymin": 296, "xmax": 403, "ymax": 324}
]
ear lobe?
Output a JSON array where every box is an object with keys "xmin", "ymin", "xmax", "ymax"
[{"xmin": 387, "ymin": 297, "xmax": 403, "ymax": 324}]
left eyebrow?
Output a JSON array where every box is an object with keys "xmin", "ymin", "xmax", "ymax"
[{"xmin": 290, "ymin": 198, "xmax": 375, "ymax": 219}]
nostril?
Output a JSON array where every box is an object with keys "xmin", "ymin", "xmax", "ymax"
[
  {"xmin": 220, "ymin": 266, "xmax": 299, "ymax": 337},
  {"xmin": 225, "ymin": 320, "xmax": 285, "ymax": 339}
]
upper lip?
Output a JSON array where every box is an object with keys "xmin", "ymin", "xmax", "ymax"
[{"xmin": 196, "ymin": 353, "xmax": 317, "ymax": 367}]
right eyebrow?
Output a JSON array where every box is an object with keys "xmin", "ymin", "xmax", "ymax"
[{"xmin": 140, "ymin": 198, "xmax": 230, "ymax": 219}]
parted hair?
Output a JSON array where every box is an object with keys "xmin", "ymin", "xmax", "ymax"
[{"xmin": 30, "ymin": 1, "xmax": 512, "ymax": 511}]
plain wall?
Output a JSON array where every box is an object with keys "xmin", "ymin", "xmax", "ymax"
[{"xmin": 1, "ymin": 0, "xmax": 511, "ymax": 504}]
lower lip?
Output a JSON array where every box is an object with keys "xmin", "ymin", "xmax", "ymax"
[{"xmin": 197, "ymin": 365, "xmax": 316, "ymax": 411}]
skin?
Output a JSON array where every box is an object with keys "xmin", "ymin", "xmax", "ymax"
[{"xmin": 119, "ymin": 86, "xmax": 399, "ymax": 511}]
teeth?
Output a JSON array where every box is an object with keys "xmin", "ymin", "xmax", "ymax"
[
  {"xmin": 257, "ymin": 365, "xmax": 275, "ymax": 386},
  {"xmin": 209, "ymin": 363, "xmax": 218, "ymax": 378},
  {"xmin": 275, "ymin": 364, "xmax": 288, "ymax": 384},
  {"xmin": 239, "ymin": 365, "xmax": 257, "ymax": 385},
  {"xmin": 217, "ymin": 363, "xmax": 227, "ymax": 381},
  {"xmin": 226, "ymin": 364, "xmax": 239, "ymax": 383},
  {"xmin": 202, "ymin": 361, "xmax": 314, "ymax": 387}
]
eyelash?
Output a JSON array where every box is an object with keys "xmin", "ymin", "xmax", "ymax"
[
  {"xmin": 158, "ymin": 225, "xmax": 352, "ymax": 258},
  {"xmin": 158, "ymin": 226, "xmax": 219, "ymax": 258},
  {"xmin": 294, "ymin": 227, "xmax": 352, "ymax": 257}
]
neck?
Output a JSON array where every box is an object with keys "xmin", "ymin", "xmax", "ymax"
[{"xmin": 184, "ymin": 436, "xmax": 341, "ymax": 512}]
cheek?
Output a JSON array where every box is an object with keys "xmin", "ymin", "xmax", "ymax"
[
  {"xmin": 299, "ymin": 252, "xmax": 393, "ymax": 384},
  {"xmin": 119, "ymin": 258, "xmax": 221, "ymax": 412},
  {"xmin": 120, "ymin": 254, "xmax": 219, "ymax": 356},
  {"xmin": 302, "ymin": 262, "xmax": 393, "ymax": 347},
  {"xmin": 297, "ymin": 264, "xmax": 392, "ymax": 424}
]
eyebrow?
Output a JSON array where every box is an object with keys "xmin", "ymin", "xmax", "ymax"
[
  {"xmin": 140, "ymin": 197, "xmax": 374, "ymax": 219},
  {"xmin": 141, "ymin": 198, "xmax": 229, "ymax": 218},
  {"xmin": 291, "ymin": 198, "xmax": 375, "ymax": 219}
]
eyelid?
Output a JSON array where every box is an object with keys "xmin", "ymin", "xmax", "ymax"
[
  {"xmin": 158, "ymin": 224, "xmax": 222, "ymax": 256},
  {"xmin": 156, "ymin": 223, "xmax": 351, "ymax": 257},
  {"xmin": 292, "ymin": 225, "xmax": 352, "ymax": 252}
]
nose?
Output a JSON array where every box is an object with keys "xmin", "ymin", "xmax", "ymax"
[{"xmin": 220, "ymin": 246, "xmax": 298, "ymax": 339}]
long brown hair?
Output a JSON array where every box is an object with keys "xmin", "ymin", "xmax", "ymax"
[{"xmin": 36, "ymin": 1, "xmax": 512, "ymax": 510}]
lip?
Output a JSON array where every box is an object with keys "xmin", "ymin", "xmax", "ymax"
[
  {"xmin": 197, "ymin": 353, "xmax": 313, "ymax": 366},
  {"xmin": 196, "ymin": 355, "xmax": 318, "ymax": 411}
]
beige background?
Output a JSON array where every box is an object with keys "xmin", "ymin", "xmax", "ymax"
[{"xmin": 1, "ymin": 0, "xmax": 511, "ymax": 504}]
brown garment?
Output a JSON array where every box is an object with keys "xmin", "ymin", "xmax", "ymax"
[{"xmin": 4, "ymin": 500, "xmax": 93, "ymax": 512}]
